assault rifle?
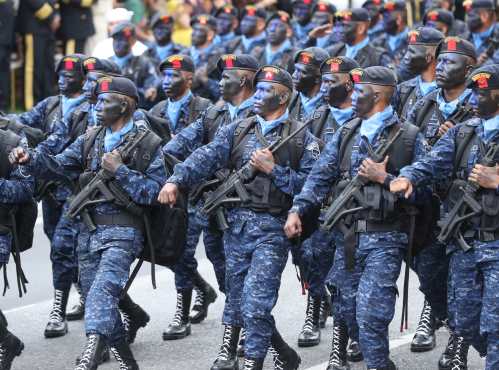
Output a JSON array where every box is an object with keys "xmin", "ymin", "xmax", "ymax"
[
  {"xmin": 202, "ymin": 120, "xmax": 313, "ymax": 230},
  {"xmin": 67, "ymin": 130, "xmax": 149, "ymax": 231},
  {"xmin": 321, "ymin": 128, "xmax": 404, "ymax": 232},
  {"xmin": 437, "ymin": 143, "xmax": 499, "ymax": 251}
]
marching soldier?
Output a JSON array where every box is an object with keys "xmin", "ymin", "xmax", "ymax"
[
  {"xmin": 362, "ymin": 0, "xmax": 386, "ymax": 41},
  {"xmin": 390, "ymin": 63, "xmax": 499, "ymax": 370},
  {"xmin": 213, "ymin": 5, "xmax": 240, "ymax": 52},
  {"xmin": 158, "ymin": 65, "xmax": 320, "ymax": 370},
  {"xmin": 225, "ymin": 6, "xmax": 267, "ymax": 56},
  {"xmin": 59, "ymin": 0, "xmax": 95, "ymax": 54},
  {"xmin": 423, "ymin": 8, "xmax": 469, "ymax": 38},
  {"xmin": 10, "ymin": 76, "xmax": 167, "ymax": 370},
  {"xmin": 285, "ymin": 66, "xmax": 428, "ymax": 370},
  {"xmin": 301, "ymin": 1, "xmax": 338, "ymax": 49},
  {"xmin": 291, "ymin": 0, "xmax": 316, "ymax": 48},
  {"xmin": 425, "ymin": 0, "xmax": 470, "ymax": 36}
]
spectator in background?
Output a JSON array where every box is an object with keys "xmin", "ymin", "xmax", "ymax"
[{"xmin": 0, "ymin": 0, "xmax": 15, "ymax": 111}]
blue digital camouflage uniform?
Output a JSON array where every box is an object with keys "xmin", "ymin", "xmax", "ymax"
[
  {"xmin": 252, "ymin": 40, "xmax": 296, "ymax": 73},
  {"xmin": 393, "ymin": 76, "xmax": 438, "ymax": 121},
  {"xmin": 467, "ymin": 24, "xmax": 499, "ymax": 66},
  {"xmin": 291, "ymin": 113, "xmax": 428, "ymax": 368},
  {"xmin": 167, "ymin": 116, "xmax": 319, "ymax": 359},
  {"xmin": 399, "ymin": 118, "xmax": 498, "ymax": 370},
  {"xmin": 372, "ymin": 28, "xmax": 411, "ymax": 80},
  {"xmin": 26, "ymin": 121, "xmax": 167, "ymax": 345}
]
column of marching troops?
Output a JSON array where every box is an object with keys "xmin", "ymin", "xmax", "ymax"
[{"xmin": 0, "ymin": 0, "xmax": 499, "ymax": 369}]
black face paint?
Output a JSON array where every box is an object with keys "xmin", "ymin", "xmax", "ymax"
[
  {"xmin": 292, "ymin": 63, "xmax": 320, "ymax": 94},
  {"xmin": 240, "ymin": 16, "xmax": 258, "ymax": 37},
  {"xmin": 466, "ymin": 10, "xmax": 483, "ymax": 33},
  {"xmin": 403, "ymin": 44, "xmax": 430, "ymax": 74},
  {"xmin": 219, "ymin": 70, "xmax": 241, "ymax": 102},
  {"xmin": 58, "ymin": 70, "xmax": 83, "ymax": 97},
  {"xmin": 95, "ymin": 93, "xmax": 125, "ymax": 127},
  {"xmin": 293, "ymin": 4, "xmax": 312, "ymax": 26},
  {"xmin": 352, "ymin": 84, "xmax": 376, "ymax": 118},
  {"xmin": 217, "ymin": 14, "xmax": 233, "ymax": 36},
  {"xmin": 310, "ymin": 12, "xmax": 330, "ymax": 27},
  {"xmin": 266, "ymin": 19, "xmax": 288, "ymax": 46},
  {"xmin": 113, "ymin": 36, "xmax": 132, "ymax": 57},
  {"xmin": 435, "ymin": 53, "xmax": 469, "ymax": 89},
  {"xmin": 382, "ymin": 13, "xmax": 399, "ymax": 35},
  {"xmin": 253, "ymin": 81, "xmax": 283, "ymax": 117},
  {"xmin": 475, "ymin": 89, "xmax": 498, "ymax": 118},
  {"xmin": 321, "ymin": 74, "xmax": 351, "ymax": 107},
  {"xmin": 153, "ymin": 23, "xmax": 173, "ymax": 45},
  {"xmin": 365, "ymin": 5, "xmax": 380, "ymax": 28},
  {"xmin": 425, "ymin": 20, "xmax": 448, "ymax": 36},
  {"xmin": 162, "ymin": 69, "xmax": 186, "ymax": 99},
  {"xmin": 82, "ymin": 72, "xmax": 102, "ymax": 102},
  {"xmin": 191, "ymin": 25, "xmax": 209, "ymax": 47},
  {"xmin": 340, "ymin": 21, "xmax": 358, "ymax": 45}
]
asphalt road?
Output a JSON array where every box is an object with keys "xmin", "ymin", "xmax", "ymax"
[{"xmin": 2, "ymin": 216, "xmax": 486, "ymax": 370}]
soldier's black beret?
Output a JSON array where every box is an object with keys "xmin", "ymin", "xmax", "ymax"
[
  {"xmin": 217, "ymin": 54, "xmax": 259, "ymax": 73},
  {"xmin": 190, "ymin": 14, "xmax": 217, "ymax": 30},
  {"xmin": 350, "ymin": 66, "xmax": 397, "ymax": 86},
  {"xmin": 381, "ymin": 1, "xmax": 406, "ymax": 13},
  {"xmin": 294, "ymin": 47, "xmax": 329, "ymax": 67},
  {"xmin": 437, "ymin": 37, "xmax": 477, "ymax": 60},
  {"xmin": 110, "ymin": 21, "xmax": 136, "ymax": 38},
  {"xmin": 423, "ymin": 9, "xmax": 454, "ymax": 28},
  {"xmin": 362, "ymin": 0, "xmax": 384, "ymax": 8},
  {"xmin": 253, "ymin": 65, "xmax": 294, "ymax": 91},
  {"xmin": 292, "ymin": 0, "xmax": 315, "ymax": 7},
  {"xmin": 95, "ymin": 76, "xmax": 139, "ymax": 101},
  {"xmin": 102, "ymin": 60, "xmax": 122, "ymax": 75},
  {"xmin": 83, "ymin": 57, "xmax": 121, "ymax": 75},
  {"xmin": 266, "ymin": 10, "xmax": 292, "ymax": 26},
  {"xmin": 150, "ymin": 13, "xmax": 174, "ymax": 28},
  {"xmin": 335, "ymin": 8, "xmax": 370, "ymax": 22},
  {"xmin": 241, "ymin": 5, "xmax": 267, "ymax": 20},
  {"xmin": 463, "ymin": 0, "xmax": 496, "ymax": 11},
  {"xmin": 313, "ymin": 1, "xmax": 337, "ymax": 14},
  {"xmin": 215, "ymin": 5, "xmax": 238, "ymax": 18},
  {"xmin": 56, "ymin": 54, "xmax": 86, "ymax": 75},
  {"xmin": 407, "ymin": 27, "xmax": 445, "ymax": 46},
  {"xmin": 159, "ymin": 54, "xmax": 195, "ymax": 73},
  {"xmin": 321, "ymin": 56, "xmax": 360, "ymax": 74},
  {"xmin": 466, "ymin": 64, "xmax": 499, "ymax": 90}
]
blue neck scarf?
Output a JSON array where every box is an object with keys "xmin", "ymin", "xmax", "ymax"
[
  {"xmin": 293, "ymin": 22, "xmax": 313, "ymax": 40},
  {"xmin": 112, "ymin": 53, "xmax": 133, "ymax": 70},
  {"xmin": 317, "ymin": 34, "xmax": 332, "ymax": 48},
  {"xmin": 88, "ymin": 104, "xmax": 98, "ymax": 127},
  {"xmin": 104, "ymin": 119, "xmax": 134, "ymax": 152},
  {"xmin": 329, "ymin": 106, "xmax": 354, "ymax": 126},
  {"xmin": 61, "ymin": 95, "xmax": 85, "ymax": 123},
  {"xmin": 257, "ymin": 110, "xmax": 289, "ymax": 136},
  {"xmin": 472, "ymin": 25, "xmax": 494, "ymax": 52},
  {"xmin": 368, "ymin": 21, "xmax": 384, "ymax": 37},
  {"xmin": 417, "ymin": 76, "xmax": 438, "ymax": 97},
  {"xmin": 436, "ymin": 88, "xmax": 472, "ymax": 119},
  {"xmin": 265, "ymin": 39, "xmax": 292, "ymax": 65},
  {"xmin": 167, "ymin": 91, "xmax": 192, "ymax": 130},
  {"xmin": 360, "ymin": 105, "xmax": 394, "ymax": 144},
  {"xmin": 300, "ymin": 91, "xmax": 324, "ymax": 119},
  {"xmin": 155, "ymin": 43, "xmax": 174, "ymax": 61},
  {"xmin": 242, "ymin": 33, "xmax": 266, "ymax": 51},
  {"xmin": 190, "ymin": 43, "xmax": 214, "ymax": 67},
  {"xmin": 227, "ymin": 95, "xmax": 254, "ymax": 121},
  {"xmin": 388, "ymin": 27, "xmax": 409, "ymax": 52},
  {"xmin": 345, "ymin": 36, "xmax": 370, "ymax": 59},
  {"xmin": 214, "ymin": 32, "xmax": 235, "ymax": 46},
  {"xmin": 482, "ymin": 115, "xmax": 499, "ymax": 144}
]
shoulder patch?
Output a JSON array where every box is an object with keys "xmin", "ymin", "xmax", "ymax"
[{"xmin": 305, "ymin": 140, "xmax": 321, "ymax": 160}]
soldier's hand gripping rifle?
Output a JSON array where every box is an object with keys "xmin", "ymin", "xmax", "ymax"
[
  {"xmin": 321, "ymin": 128, "xmax": 404, "ymax": 232},
  {"xmin": 67, "ymin": 130, "xmax": 149, "ymax": 231},
  {"xmin": 437, "ymin": 143, "xmax": 499, "ymax": 251},
  {"xmin": 202, "ymin": 120, "xmax": 313, "ymax": 230}
]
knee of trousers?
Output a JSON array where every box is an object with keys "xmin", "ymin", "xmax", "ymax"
[{"xmin": 356, "ymin": 281, "xmax": 398, "ymax": 329}]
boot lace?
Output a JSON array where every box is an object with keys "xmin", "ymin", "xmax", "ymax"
[
  {"xmin": 110, "ymin": 347, "xmax": 130, "ymax": 370},
  {"xmin": 301, "ymin": 297, "xmax": 315, "ymax": 333},
  {"xmin": 171, "ymin": 293, "xmax": 184, "ymax": 326},
  {"xmin": 121, "ymin": 310, "xmax": 131, "ymax": 335},
  {"xmin": 268, "ymin": 345, "xmax": 285, "ymax": 370},
  {"xmin": 243, "ymin": 358, "xmax": 257, "ymax": 370},
  {"xmin": 415, "ymin": 301, "xmax": 433, "ymax": 336},
  {"xmin": 450, "ymin": 337, "xmax": 467, "ymax": 370},
  {"xmin": 75, "ymin": 335, "xmax": 98, "ymax": 370},
  {"xmin": 49, "ymin": 290, "xmax": 65, "ymax": 322},
  {"xmin": 216, "ymin": 326, "xmax": 234, "ymax": 361},
  {"xmin": 0, "ymin": 343, "xmax": 6, "ymax": 365},
  {"xmin": 192, "ymin": 287, "xmax": 205, "ymax": 309},
  {"xmin": 327, "ymin": 324, "xmax": 343, "ymax": 367},
  {"xmin": 444, "ymin": 331, "xmax": 456, "ymax": 355}
]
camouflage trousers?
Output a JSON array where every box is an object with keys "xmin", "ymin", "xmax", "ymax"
[
  {"xmin": 448, "ymin": 240, "xmax": 499, "ymax": 369},
  {"xmin": 222, "ymin": 212, "xmax": 290, "ymax": 359},
  {"xmin": 330, "ymin": 232, "xmax": 406, "ymax": 368}
]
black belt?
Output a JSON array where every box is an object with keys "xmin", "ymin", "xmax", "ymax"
[
  {"xmin": 91, "ymin": 212, "xmax": 144, "ymax": 232},
  {"xmin": 354, "ymin": 219, "xmax": 404, "ymax": 233},
  {"xmin": 477, "ymin": 229, "xmax": 499, "ymax": 242}
]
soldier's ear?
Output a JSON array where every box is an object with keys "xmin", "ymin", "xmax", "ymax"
[
  {"xmin": 120, "ymin": 100, "xmax": 128, "ymax": 114},
  {"xmin": 345, "ymin": 79, "xmax": 353, "ymax": 92},
  {"xmin": 239, "ymin": 75, "xmax": 247, "ymax": 88},
  {"xmin": 279, "ymin": 90, "xmax": 291, "ymax": 105}
]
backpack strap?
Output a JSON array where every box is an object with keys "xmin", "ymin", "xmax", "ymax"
[
  {"xmin": 188, "ymin": 96, "xmax": 211, "ymax": 124},
  {"xmin": 452, "ymin": 122, "xmax": 477, "ymax": 177},
  {"xmin": 338, "ymin": 118, "xmax": 362, "ymax": 174},
  {"xmin": 82, "ymin": 126, "xmax": 104, "ymax": 168}
]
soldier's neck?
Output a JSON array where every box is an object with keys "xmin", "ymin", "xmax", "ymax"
[
  {"xmin": 171, "ymin": 89, "xmax": 190, "ymax": 102},
  {"xmin": 110, "ymin": 117, "xmax": 131, "ymax": 133},
  {"xmin": 420, "ymin": 65, "xmax": 436, "ymax": 83},
  {"xmin": 443, "ymin": 84, "xmax": 466, "ymax": 102},
  {"xmin": 336, "ymin": 98, "xmax": 352, "ymax": 110},
  {"xmin": 261, "ymin": 107, "xmax": 287, "ymax": 121},
  {"xmin": 301, "ymin": 84, "xmax": 320, "ymax": 98},
  {"xmin": 350, "ymin": 34, "xmax": 368, "ymax": 46},
  {"xmin": 64, "ymin": 92, "xmax": 82, "ymax": 99},
  {"xmin": 230, "ymin": 90, "xmax": 252, "ymax": 107},
  {"xmin": 476, "ymin": 21, "xmax": 493, "ymax": 34}
]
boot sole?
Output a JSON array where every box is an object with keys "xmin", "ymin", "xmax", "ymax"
[
  {"xmin": 162, "ymin": 327, "xmax": 191, "ymax": 340},
  {"xmin": 410, "ymin": 342, "xmax": 436, "ymax": 352},
  {"xmin": 44, "ymin": 327, "xmax": 68, "ymax": 338},
  {"xmin": 190, "ymin": 293, "xmax": 218, "ymax": 324},
  {"xmin": 346, "ymin": 353, "xmax": 363, "ymax": 362},
  {"xmin": 298, "ymin": 339, "xmax": 320, "ymax": 347},
  {"xmin": 128, "ymin": 316, "xmax": 151, "ymax": 344}
]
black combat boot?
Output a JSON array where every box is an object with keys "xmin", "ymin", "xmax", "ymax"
[
  {"xmin": 367, "ymin": 358, "xmax": 397, "ymax": 370},
  {"xmin": 319, "ymin": 296, "xmax": 331, "ymax": 329},
  {"xmin": 439, "ymin": 332, "xmax": 457, "ymax": 370},
  {"xmin": 411, "ymin": 300, "xmax": 436, "ymax": 352},
  {"xmin": 449, "ymin": 336, "xmax": 468, "ymax": 370},
  {"xmin": 210, "ymin": 325, "xmax": 240, "ymax": 370},
  {"xmin": 0, "ymin": 332, "xmax": 24, "ymax": 370},
  {"xmin": 66, "ymin": 283, "xmax": 85, "ymax": 321},
  {"xmin": 44, "ymin": 289, "xmax": 69, "ymax": 338},
  {"xmin": 162, "ymin": 289, "xmax": 192, "ymax": 340},
  {"xmin": 110, "ymin": 339, "xmax": 139, "ymax": 370},
  {"xmin": 269, "ymin": 329, "xmax": 301, "ymax": 370},
  {"xmin": 74, "ymin": 334, "xmax": 105, "ymax": 370},
  {"xmin": 297, "ymin": 294, "xmax": 321, "ymax": 347},
  {"xmin": 237, "ymin": 328, "xmax": 245, "ymax": 357},
  {"xmin": 326, "ymin": 320, "xmax": 349, "ymax": 370},
  {"xmin": 190, "ymin": 271, "xmax": 218, "ymax": 324},
  {"xmin": 119, "ymin": 293, "xmax": 150, "ymax": 344},
  {"xmin": 241, "ymin": 358, "xmax": 264, "ymax": 370},
  {"xmin": 75, "ymin": 347, "xmax": 110, "ymax": 366},
  {"xmin": 346, "ymin": 341, "xmax": 363, "ymax": 362}
]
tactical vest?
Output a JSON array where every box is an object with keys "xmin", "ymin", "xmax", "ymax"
[
  {"xmin": 397, "ymin": 82, "xmax": 418, "ymax": 120},
  {"xmin": 41, "ymin": 96, "xmax": 62, "ymax": 134},
  {"xmin": 149, "ymin": 95, "xmax": 211, "ymax": 131},
  {"xmin": 229, "ymin": 117, "xmax": 306, "ymax": 215},
  {"xmin": 448, "ymin": 123, "xmax": 499, "ymax": 239},
  {"xmin": 337, "ymin": 118, "xmax": 420, "ymax": 224},
  {"xmin": 203, "ymin": 104, "xmax": 229, "ymax": 144},
  {"xmin": 309, "ymin": 105, "xmax": 339, "ymax": 145},
  {"xmin": 0, "ymin": 129, "xmax": 21, "ymax": 180}
]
